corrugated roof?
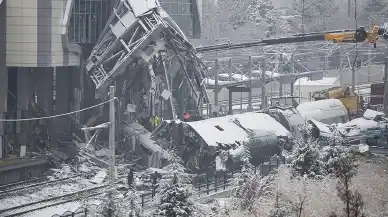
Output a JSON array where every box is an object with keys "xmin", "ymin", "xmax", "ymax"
[{"xmin": 186, "ymin": 112, "xmax": 290, "ymax": 147}]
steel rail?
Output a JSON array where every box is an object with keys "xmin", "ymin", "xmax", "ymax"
[
  {"xmin": 0, "ymin": 174, "xmax": 83, "ymax": 196},
  {"xmin": 0, "ymin": 185, "xmax": 107, "ymax": 215}
]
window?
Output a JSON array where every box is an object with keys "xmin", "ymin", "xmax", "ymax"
[
  {"xmin": 214, "ymin": 125, "xmax": 224, "ymax": 131},
  {"xmin": 70, "ymin": 0, "xmax": 112, "ymax": 43},
  {"xmin": 159, "ymin": 0, "xmax": 194, "ymax": 37}
]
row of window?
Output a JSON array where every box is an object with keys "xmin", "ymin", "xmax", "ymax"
[{"xmin": 69, "ymin": 0, "xmax": 197, "ymax": 43}]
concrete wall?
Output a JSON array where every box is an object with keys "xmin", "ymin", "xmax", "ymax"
[{"xmin": 6, "ymin": 0, "xmax": 80, "ymax": 67}]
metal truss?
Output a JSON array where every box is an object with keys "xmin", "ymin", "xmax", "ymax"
[{"xmin": 85, "ymin": 0, "xmax": 209, "ymax": 119}]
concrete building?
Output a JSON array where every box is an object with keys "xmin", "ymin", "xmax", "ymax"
[
  {"xmin": 160, "ymin": 0, "xmax": 202, "ymax": 39},
  {"xmin": 0, "ymin": 0, "xmax": 202, "ymax": 166}
]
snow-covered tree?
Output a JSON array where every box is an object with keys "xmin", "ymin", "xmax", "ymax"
[
  {"xmin": 290, "ymin": 134, "xmax": 350, "ymax": 179},
  {"xmin": 96, "ymin": 189, "xmax": 143, "ymax": 217},
  {"xmin": 359, "ymin": 0, "xmax": 388, "ymax": 23},
  {"xmin": 157, "ymin": 174, "xmax": 194, "ymax": 217},
  {"xmin": 126, "ymin": 189, "xmax": 142, "ymax": 217},
  {"xmin": 330, "ymin": 153, "xmax": 366, "ymax": 217},
  {"xmin": 290, "ymin": 0, "xmax": 339, "ymax": 31},
  {"xmin": 153, "ymin": 150, "xmax": 196, "ymax": 216},
  {"xmin": 231, "ymin": 146, "xmax": 278, "ymax": 215},
  {"xmin": 290, "ymin": 140, "xmax": 324, "ymax": 179},
  {"xmin": 267, "ymin": 207, "xmax": 290, "ymax": 217},
  {"xmin": 161, "ymin": 150, "xmax": 191, "ymax": 185},
  {"xmin": 200, "ymin": 0, "xmax": 280, "ymax": 43}
]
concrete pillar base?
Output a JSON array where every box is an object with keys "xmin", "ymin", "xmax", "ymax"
[
  {"xmin": 37, "ymin": 68, "xmax": 55, "ymax": 148},
  {"xmin": 228, "ymin": 90, "xmax": 233, "ymax": 115}
]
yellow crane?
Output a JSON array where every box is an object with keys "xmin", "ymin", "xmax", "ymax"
[
  {"xmin": 196, "ymin": 24, "xmax": 388, "ymax": 52},
  {"xmin": 312, "ymin": 86, "xmax": 359, "ymax": 114}
]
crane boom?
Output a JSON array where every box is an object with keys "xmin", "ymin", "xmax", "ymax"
[{"xmin": 196, "ymin": 24, "xmax": 388, "ymax": 52}]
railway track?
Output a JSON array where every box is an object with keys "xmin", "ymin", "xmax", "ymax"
[
  {"xmin": 0, "ymin": 174, "xmax": 85, "ymax": 197},
  {"xmin": 0, "ymin": 185, "xmax": 108, "ymax": 217},
  {"xmin": 0, "ymin": 177, "xmax": 46, "ymax": 192},
  {"xmin": 0, "ymin": 173, "xmax": 131, "ymax": 216}
]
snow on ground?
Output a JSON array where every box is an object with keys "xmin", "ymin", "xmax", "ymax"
[
  {"xmin": 20, "ymin": 199, "xmax": 102, "ymax": 217},
  {"xmin": 209, "ymin": 156, "xmax": 388, "ymax": 217},
  {"xmin": 0, "ymin": 177, "xmax": 98, "ymax": 210}
]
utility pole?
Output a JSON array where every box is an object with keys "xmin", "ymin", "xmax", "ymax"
[
  {"xmin": 348, "ymin": 0, "xmax": 351, "ymax": 17},
  {"xmin": 108, "ymin": 85, "xmax": 116, "ymax": 216},
  {"xmin": 261, "ymin": 59, "xmax": 266, "ymax": 109},
  {"xmin": 368, "ymin": 17, "xmax": 372, "ymax": 82},
  {"xmin": 247, "ymin": 56, "xmax": 253, "ymax": 111},
  {"xmin": 352, "ymin": 65, "xmax": 356, "ymax": 93},
  {"xmin": 109, "ymin": 86, "xmax": 116, "ymax": 181},
  {"xmin": 383, "ymin": 57, "xmax": 388, "ymax": 114},
  {"xmin": 279, "ymin": 54, "xmax": 283, "ymax": 97},
  {"xmin": 213, "ymin": 59, "xmax": 219, "ymax": 117}
]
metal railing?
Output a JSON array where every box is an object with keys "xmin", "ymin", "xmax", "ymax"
[{"xmin": 52, "ymin": 157, "xmax": 285, "ymax": 216}]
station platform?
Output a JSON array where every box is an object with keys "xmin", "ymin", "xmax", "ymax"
[{"xmin": 0, "ymin": 156, "xmax": 49, "ymax": 185}]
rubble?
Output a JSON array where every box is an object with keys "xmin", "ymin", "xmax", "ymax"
[{"xmin": 309, "ymin": 109, "xmax": 388, "ymax": 147}]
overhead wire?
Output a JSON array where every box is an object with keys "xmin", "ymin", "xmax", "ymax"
[{"xmin": 0, "ymin": 98, "xmax": 117, "ymax": 122}]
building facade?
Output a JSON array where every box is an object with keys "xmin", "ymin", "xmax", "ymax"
[
  {"xmin": 68, "ymin": 0, "xmax": 202, "ymax": 45},
  {"xmin": 159, "ymin": 0, "xmax": 202, "ymax": 39},
  {"xmin": 0, "ymin": 0, "xmax": 202, "ymax": 159}
]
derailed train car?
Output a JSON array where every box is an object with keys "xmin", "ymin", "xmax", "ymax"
[
  {"xmin": 151, "ymin": 112, "xmax": 293, "ymax": 172},
  {"xmin": 308, "ymin": 109, "xmax": 388, "ymax": 147}
]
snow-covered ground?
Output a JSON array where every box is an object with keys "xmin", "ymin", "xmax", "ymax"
[
  {"xmin": 207, "ymin": 156, "xmax": 388, "ymax": 217},
  {"xmin": 20, "ymin": 199, "xmax": 102, "ymax": 217},
  {"xmin": 0, "ymin": 177, "xmax": 98, "ymax": 210}
]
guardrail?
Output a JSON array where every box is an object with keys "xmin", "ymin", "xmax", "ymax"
[{"xmin": 51, "ymin": 157, "xmax": 285, "ymax": 216}]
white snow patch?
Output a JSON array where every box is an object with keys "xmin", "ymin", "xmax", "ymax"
[
  {"xmin": 363, "ymin": 109, "xmax": 385, "ymax": 120},
  {"xmin": 20, "ymin": 199, "xmax": 102, "ymax": 217},
  {"xmin": 91, "ymin": 170, "xmax": 107, "ymax": 184},
  {"xmin": 0, "ymin": 177, "xmax": 98, "ymax": 210},
  {"xmin": 294, "ymin": 77, "xmax": 338, "ymax": 86},
  {"xmin": 205, "ymin": 78, "xmax": 232, "ymax": 85}
]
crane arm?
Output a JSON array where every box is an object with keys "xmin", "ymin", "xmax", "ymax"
[{"xmin": 195, "ymin": 24, "xmax": 388, "ymax": 52}]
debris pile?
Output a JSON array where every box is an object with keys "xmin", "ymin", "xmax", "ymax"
[{"xmin": 309, "ymin": 109, "xmax": 388, "ymax": 147}]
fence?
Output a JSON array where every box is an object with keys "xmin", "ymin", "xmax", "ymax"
[{"xmin": 52, "ymin": 156, "xmax": 285, "ymax": 216}]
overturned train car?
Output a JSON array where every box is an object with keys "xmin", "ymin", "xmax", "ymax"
[
  {"xmin": 151, "ymin": 112, "xmax": 293, "ymax": 172},
  {"xmin": 308, "ymin": 109, "xmax": 388, "ymax": 147}
]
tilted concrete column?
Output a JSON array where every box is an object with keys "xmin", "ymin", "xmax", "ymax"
[
  {"xmin": 0, "ymin": 0, "xmax": 7, "ymax": 158},
  {"xmin": 16, "ymin": 67, "xmax": 30, "ymax": 149}
]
